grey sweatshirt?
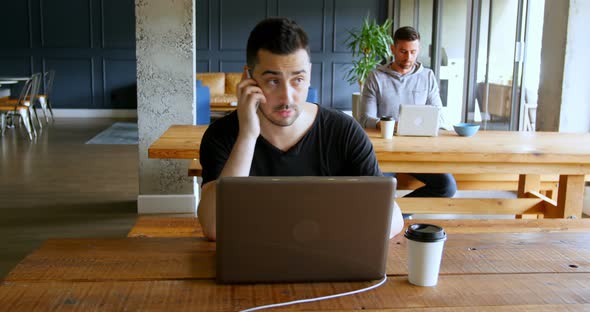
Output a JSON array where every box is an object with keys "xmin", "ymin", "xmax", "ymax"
[{"xmin": 359, "ymin": 62, "xmax": 446, "ymax": 129}]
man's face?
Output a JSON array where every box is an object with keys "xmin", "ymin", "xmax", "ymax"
[
  {"xmin": 250, "ymin": 48, "xmax": 311, "ymax": 127},
  {"xmin": 392, "ymin": 40, "xmax": 420, "ymax": 71}
]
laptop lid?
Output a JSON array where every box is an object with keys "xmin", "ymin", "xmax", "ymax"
[
  {"xmin": 216, "ymin": 176, "xmax": 395, "ymax": 284},
  {"xmin": 396, "ymin": 105, "xmax": 440, "ymax": 136}
]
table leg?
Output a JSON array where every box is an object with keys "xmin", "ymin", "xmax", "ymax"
[
  {"xmin": 517, "ymin": 174, "xmax": 541, "ymax": 219},
  {"xmin": 551, "ymin": 175, "xmax": 585, "ymax": 219}
]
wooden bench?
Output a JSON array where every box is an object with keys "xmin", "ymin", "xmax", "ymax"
[{"xmin": 187, "ymin": 159, "xmax": 580, "ymax": 194}]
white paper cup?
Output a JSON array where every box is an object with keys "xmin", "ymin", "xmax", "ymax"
[
  {"xmin": 405, "ymin": 224, "xmax": 447, "ymax": 287},
  {"xmin": 380, "ymin": 119, "xmax": 395, "ymax": 139}
]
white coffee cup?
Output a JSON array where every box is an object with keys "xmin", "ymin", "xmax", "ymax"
[
  {"xmin": 380, "ymin": 116, "xmax": 395, "ymax": 139},
  {"xmin": 404, "ymin": 223, "xmax": 447, "ymax": 287}
]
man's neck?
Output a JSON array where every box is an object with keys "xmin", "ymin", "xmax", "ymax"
[
  {"xmin": 390, "ymin": 62, "xmax": 415, "ymax": 76},
  {"xmin": 260, "ymin": 103, "xmax": 318, "ymax": 152}
]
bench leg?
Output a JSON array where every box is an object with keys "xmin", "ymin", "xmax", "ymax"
[
  {"xmin": 517, "ymin": 174, "xmax": 541, "ymax": 219},
  {"xmin": 550, "ymin": 175, "xmax": 585, "ymax": 219}
]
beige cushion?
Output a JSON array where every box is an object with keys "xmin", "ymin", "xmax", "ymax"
[
  {"xmin": 196, "ymin": 73, "xmax": 225, "ymax": 96},
  {"xmin": 225, "ymin": 73, "xmax": 242, "ymax": 96}
]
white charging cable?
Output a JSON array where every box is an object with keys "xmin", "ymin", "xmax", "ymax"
[{"xmin": 239, "ymin": 274, "xmax": 388, "ymax": 312}]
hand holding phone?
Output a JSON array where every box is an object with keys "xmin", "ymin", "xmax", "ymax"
[{"xmin": 236, "ymin": 66, "xmax": 265, "ymax": 139}]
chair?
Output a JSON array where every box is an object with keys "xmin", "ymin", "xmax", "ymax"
[
  {"xmin": 26, "ymin": 73, "xmax": 43, "ymax": 132},
  {"xmin": 37, "ymin": 70, "xmax": 55, "ymax": 123},
  {"xmin": 196, "ymin": 80, "xmax": 210, "ymax": 125},
  {"xmin": 0, "ymin": 78, "xmax": 35, "ymax": 140},
  {"xmin": 307, "ymin": 86, "xmax": 319, "ymax": 104}
]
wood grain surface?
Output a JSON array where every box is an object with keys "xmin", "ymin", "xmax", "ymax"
[
  {"xmin": 149, "ymin": 125, "xmax": 590, "ymax": 167},
  {"xmin": 1, "ymin": 274, "xmax": 588, "ymax": 311},
  {"xmin": 5, "ymin": 231, "xmax": 589, "ymax": 282}
]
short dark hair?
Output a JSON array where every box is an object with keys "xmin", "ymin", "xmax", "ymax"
[
  {"xmin": 393, "ymin": 26, "xmax": 420, "ymax": 44},
  {"xmin": 246, "ymin": 17, "xmax": 310, "ymax": 70}
]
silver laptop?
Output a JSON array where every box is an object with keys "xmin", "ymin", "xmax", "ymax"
[
  {"xmin": 216, "ymin": 176, "xmax": 396, "ymax": 283},
  {"xmin": 396, "ymin": 105, "xmax": 440, "ymax": 136}
]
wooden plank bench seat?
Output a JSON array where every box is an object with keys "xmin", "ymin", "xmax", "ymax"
[{"xmin": 187, "ymin": 158, "xmax": 585, "ymax": 192}]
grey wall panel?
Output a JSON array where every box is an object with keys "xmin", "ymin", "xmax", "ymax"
[
  {"xmin": 310, "ymin": 61, "xmax": 323, "ymax": 101},
  {"xmin": 197, "ymin": 61, "xmax": 210, "ymax": 73},
  {"xmin": 196, "ymin": 0, "xmax": 388, "ymax": 109},
  {"xmin": 219, "ymin": 61, "xmax": 245, "ymax": 73},
  {"xmin": 333, "ymin": 0, "xmax": 384, "ymax": 53},
  {"xmin": 219, "ymin": 0, "xmax": 267, "ymax": 51},
  {"xmin": 196, "ymin": 0, "xmax": 210, "ymax": 50},
  {"xmin": 278, "ymin": 0, "xmax": 325, "ymax": 53},
  {"xmin": 0, "ymin": 0, "xmax": 136, "ymax": 109},
  {"xmin": 101, "ymin": 0, "xmax": 135, "ymax": 49},
  {"xmin": 103, "ymin": 58, "xmax": 136, "ymax": 108},
  {"xmin": 0, "ymin": 1, "xmax": 31, "ymax": 49},
  {"xmin": 41, "ymin": 0, "xmax": 92, "ymax": 48},
  {"xmin": 332, "ymin": 62, "xmax": 357, "ymax": 109},
  {"xmin": 0, "ymin": 57, "xmax": 32, "ymax": 77},
  {"xmin": 44, "ymin": 57, "xmax": 94, "ymax": 108}
]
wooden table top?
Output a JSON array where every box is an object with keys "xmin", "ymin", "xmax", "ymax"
[
  {"xmin": 1, "ymin": 218, "xmax": 589, "ymax": 310},
  {"xmin": 148, "ymin": 125, "xmax": 590, "ymax": 167}
]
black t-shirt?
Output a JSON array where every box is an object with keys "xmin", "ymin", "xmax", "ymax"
[{"xmin": 200, "ymin": 105, "xmax": 382, "ymax": 185}]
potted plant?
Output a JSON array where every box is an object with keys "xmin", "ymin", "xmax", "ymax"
[
  {"xmin": 344, "ymin": 17, "xmax": 394, "ymax": 92},
  {"xmin": 344, "ymin": 17, "xmax": 393, "ymax": 120}
]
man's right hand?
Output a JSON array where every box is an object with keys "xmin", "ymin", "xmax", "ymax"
[{"xmin": 236, "ymin": 66, "xmax": 266, "ymax": 140}]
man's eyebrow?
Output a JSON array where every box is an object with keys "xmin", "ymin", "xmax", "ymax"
[{"xmin": 261, "ymin": 69, "xmax": 307, "ymax": 76}]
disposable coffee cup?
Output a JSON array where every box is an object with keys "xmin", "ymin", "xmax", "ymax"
[
  {"xmin": 404, "ymin": 223, "xmax": 447, "ymax": 286},
  {"xmin": 380, "ymin": 116, "xmax": 395, "ymax": 139}
]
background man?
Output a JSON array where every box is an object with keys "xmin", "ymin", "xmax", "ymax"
[
  {"xmin": 359, "ymin": 26, "xmax": 457, "ymax": 199},
  {"xmin": 197, "ymin": 17, "xmax": 403, "ymax": 240}
]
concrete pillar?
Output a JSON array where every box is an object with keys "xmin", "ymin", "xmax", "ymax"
[
  {"xmin": 135, "ymin": 0, "xmax": 196, "ymax": 213},
  {"xmin": 537, "ymin": 0, "xmax": 590, "ymax": 132}
]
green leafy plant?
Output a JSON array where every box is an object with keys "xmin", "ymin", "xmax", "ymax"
[{"xmin": 344, "ymin": 17, "xmax": 394, "ymax": 91}]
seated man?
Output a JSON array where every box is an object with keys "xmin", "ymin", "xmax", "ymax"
[
  {"xmin": 359, "ymin": 26, "xmax": 457, "ymax": 199},
  {"xmin": 197, "ymin": 17, "xmax": 403, "ymax": 241}
]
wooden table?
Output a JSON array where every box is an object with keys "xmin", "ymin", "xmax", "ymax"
[
  {"xmin": 148, "ymin": 125, "xmax": 590, "ymax": 218},
  {"xmin": 1, "ymin": 217, "xmax": 589, "ymax": 310}
]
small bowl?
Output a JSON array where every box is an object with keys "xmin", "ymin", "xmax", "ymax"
[{"xmin": 453, "ymin": 123, "xmax": 480, "ymax": 137}]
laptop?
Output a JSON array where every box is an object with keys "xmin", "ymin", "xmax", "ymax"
[
  {"xmin": 216, "ymin": 176, "xmax": 396, "ymax": 284},
  {"xmin": 396, "ymin": 105, "xmax": 440, "ymax": 136}
]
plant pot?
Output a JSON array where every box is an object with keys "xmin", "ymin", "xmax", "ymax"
[{"xmin": 352, "ymin": 92, "xmax": 361, "ymax": 122}]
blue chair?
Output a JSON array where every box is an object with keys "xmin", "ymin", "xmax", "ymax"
[
  {"xmin": 196, "ymin": 80, "xmax": 210, "ymax": 125},
  {"xmin": 307, "ymin": 86, "xmax": 319, "ymax": 104}
]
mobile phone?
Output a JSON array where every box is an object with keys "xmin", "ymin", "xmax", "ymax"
[{"xmin": 246, "ymin": 68, "xmax": 261, "ymax": 109}]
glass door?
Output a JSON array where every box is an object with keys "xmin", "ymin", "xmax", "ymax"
[
  {"xmin": 469, "ymin": 0, "xmax": 523, "ymax": 130},
  {"xmin": 393, "ymin": 0, "xmax": 545, "ymax": 131}
]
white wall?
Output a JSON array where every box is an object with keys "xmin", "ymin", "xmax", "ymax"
[
  {"xmin": 560, "ymin": 0, "xmax": 590, "ymax": 132},
  {"xmin": 538, "ymin": 0, "xmax": 590, "ymax": 132}
]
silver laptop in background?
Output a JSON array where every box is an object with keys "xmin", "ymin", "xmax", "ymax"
[
  {"xmin": 216, "ymin": 176, "xmax": 396, "ymax": 284},
  {"xmin": 396, "ymin": 105, "xmax": 440, "ymax": 136}
]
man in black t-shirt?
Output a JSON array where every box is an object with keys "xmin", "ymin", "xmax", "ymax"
[{"xmin": 197, "ymin": 17, "xmax": 403, "ymax": 241}]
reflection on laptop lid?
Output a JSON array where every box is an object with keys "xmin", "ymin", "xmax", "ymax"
[
  {"xmin": 396, "ymin": 105, "xmax": 440, "ymax": 136},
  {"xmin": 216, "ymin": 176, "xmax": 396, "ymax": 284}
]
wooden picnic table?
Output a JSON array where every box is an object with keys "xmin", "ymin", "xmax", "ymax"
[
  {"xmin": 148, "ymin": 125, "xmax": 590, "ymax": 218},
  {"xmin": 0, "ymin": 217, "xmax": 588, "ymax": 310}
]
